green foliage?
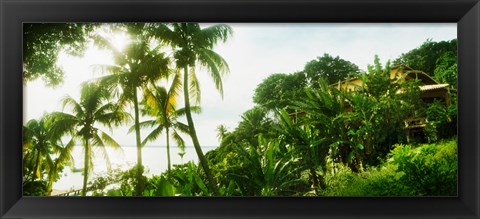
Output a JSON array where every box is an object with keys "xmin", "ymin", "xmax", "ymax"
[
  {"xmin": 434, "ymin": 51, "xmax": 457, "ymax": 88},
  {"xmin": 89, "ymin": 165, "xmax": 147, "ymax": 196},
  {"xmin": 166, "ymin": 161, "xmax": 211, "ymax": 196},
  {"xmin": 303, "ymin": 53, "xmax": 361, "ymax": 86},
  {"xmin": 393, "ymin": 39, "xmax": 457, "ymax": 76},
  {"xmin": 23, "ymin": 180, "xmax": 49, "ymax": 196},
  {"xmin": 95, "ymin": 28, "xmax": 172, "ymax": 196},
  {"xmin": 212, "ymin": 106, "xmax": 276, "ymax": 154},
  {"xmin": 23, "ymin": 23, "xmax": 96, "ymax": 86},
  {"xmin": 23, "ymin": 27, "xmax": 459, "ymax": 197},
  {"xmin": 425, "ymin": 100, "xmax": 457, "ymax": 142},
  {"xmin": 23, "ymin": 113, "xmax": 75, "ymax": 196},
  {"xmin": 219, "ymin": 136, "xmax": 307, "ymax": 196},
  {"xmin": 345, "ymin": 57, "xmax": 424, "ymax": 166},
  {"xmin": 390, "ymin": 139, "xmax": 457, "ymax": 196},
  {"xmin": 253, "ymin": 72, "xmax": 307, "ymax": 111},
  {"xmin": 144, "ymin": 176, "xmax": 176, "ymax": 196},
  {"xmin": 290, "ymin": 57, "xmax": 428, "ymax": 173},
  {"xmin": 321, "ymin": 162, "xmax": 414, "ymax": 196},
  {"xmin": 50, "ymin": 82, "xmax": 128, "ymax": 196},
  {"xmin": 236, "ymin": 107, "xmax": 276, "ymax": 147},
  {"xmin": 138, "ymin": 83, "xmax": 193, "ymax": 171},
  {"xmin": 147, "ymin": 23, "xmax": 233, "ymax": 196},
  {"xmin": 275, "ymin": 109, "xmax": 329, "ymax": 192},
  {"xmin": 322, "ymin": 139, "xmax": 457, "ymax": 196}
]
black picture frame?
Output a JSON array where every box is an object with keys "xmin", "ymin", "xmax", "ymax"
[{"xmin": 1, "ymin": 0, "xmax": 479, "ymax": 218}]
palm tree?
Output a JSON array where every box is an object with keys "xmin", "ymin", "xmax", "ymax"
[
  {"xmin": 50, "ymin": 82, "xmax": 129, "ymax": 196},
  {"xmin": 216, "ymin": 124, "xmax": 229, "ymax": 142},
  {"xmin": 94, "ymin": 30, "xmax": 171, "ymax": 195},
  {"xmin": 233, "ymin": 136, "xmax": 304, "ymax": 196},
  {"xmin": 150, "ymin": 23, "xmax": 233, "ymax": 195},
  {"xmin": 23, "ymin": 114, "xmax": 74, "ymax": 195},
  {"xmin": 138, "ymin": 75, "xmax": 200, "ymax": 172}
]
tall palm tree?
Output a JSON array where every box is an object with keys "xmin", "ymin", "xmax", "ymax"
[
  {"xmin": 23, "ymin": 114, "xmax": 74, "ymax": 195},
  {"xmin": 94, "ymin": 31, "xmax": 170, "ymax": 195},
  {"xmin": 50, "ymin": 82, "xmax": 129, "ymax": 196},
  {"xmin": 150, "ymin": 23, "xmax": 233, "ymax": 195},
  {"xmin": 137, "ymin": 74, "xmax": 200, "ymax": 172}
]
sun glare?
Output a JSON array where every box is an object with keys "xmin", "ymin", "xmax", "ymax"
[{"xmin": 110, "ymin": 31, "xmax": 131, "ymax": 51}]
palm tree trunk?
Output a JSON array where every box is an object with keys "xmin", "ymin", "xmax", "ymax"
[
  {"xmin": 183, "ymin": 67, "xmax": 219, "ymax": 196},
  {"xmin": 133, "ymin": 87, "xmax": 144, "ymax": 196},
  {"xmin": 309, "ymin": 167, "xmax": 319, "ymax": 194},
  {"xmin": 34, "ymin": 152, "xmax": 41, "ymax": 179},
  {"xmin": 166, "ymin": 128, "xmax": 171, "ymax": 172},
  {"xmin": 82, "ymin": 138, "xmax": 89, "ymax": 196},
  {"xmin": 46, "ymin": 168, "xmax": 55, "ymax": 196}
]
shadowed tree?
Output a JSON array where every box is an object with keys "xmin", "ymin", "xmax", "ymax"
[
  {"xmin": 23, "ymin": 114, "xmax": 75, "ymax": 195},
  {"xmin": 50, "ymin": 82, "xmax": 129, "ymax": 196},
  {"xmin": 23, "ymin": 23, "xmax": 97, "ymax": 86},
  {"xmin": 149, "ymin": 23, "xmax": 233, "ymax": 195}
]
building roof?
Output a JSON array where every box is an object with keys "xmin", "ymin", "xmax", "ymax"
[
  {"xmin": 401, "ymin": 70, "xmax": 439, "ymax": 85},
  {"xmin": 419, "ymin": 84, "xmax": 449, "ymax": 91},
  {"xmin": 391, "ymin": 64, "xmax": 414, "ymax": 71}
]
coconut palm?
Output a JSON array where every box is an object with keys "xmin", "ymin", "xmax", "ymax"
[
  {"xmin": 216, "ymin": 124, "xmax": 229, "ymax": 142},
  {"xmin": 137, "ymin": 74, "xmax": 200, "ymax": 172},
  {"xmin": 93, "ymin": 29, "xmax": 171, "ymax": 195},
  {"xmin": 150, "ymin": 23, "xmax": 233, "ymax": 195},
  {"xmin": 23, "ymin": 114, "xmax": 75, "ymax": 195},
  {"xmin": 50, "ymin": 82, "xmax": 129, "ymax": 196}
]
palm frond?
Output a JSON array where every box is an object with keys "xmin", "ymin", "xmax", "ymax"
[
  {"xmin": 147, "ymin": 23, "xmax": 179, "ymax": 46},
  {"xmin": 171, "ymin": 130, "xmax": 186, "ymax": 152},
  {"xmin": 99, "ymin": 131, "xmax": 122, "ymax": 149},
  {"xmin": 128, "ymin": 120, "xmax": 158, "ymax": 134},
  {"xmin": 90, "ymin": 64, "xmax": 123, "ymax": 76},
  {"xmin": 141, "ymin": 126, "xmax": 164, "ymax": 146},
  {"xmin": 174, "ymin": 122, "xmax": 190, "ymax": 134},
  {"xmin": 196, "ymin": 49, "xmax": 228, "ymax": 97},
  {"xmin": 168, "ymin": 69, "xmax": 183, "ymax": 106},
  {"xmin": 55, "ymin": 138, "xmax": 76, "ymax": 169},
  {"xmin": 60, "ymin": 96, "xmax": 84, "ymax": 117},
  {"xmin": 196, "ymin": 24, "xmax": 233, "ymax": 47},
  {"xmin": 189, "ymin": 67, "xmax": 201, "ymax": 105},
  {"xmin": 176, "ymin": 106, "xmax": 201, "ymax": 116},
  {"xmin": 49, "ymin": 112, "xmax": 80, "ymax": 137}
]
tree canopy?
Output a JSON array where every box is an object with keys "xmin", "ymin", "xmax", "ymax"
[
  {"xmin": 23, "ymin": 23, "xmax": 96, "ymax": 86},
  {"xmin": 393, "ymin": 39, "xmax": 457, "ymax": 77},
  {"xmin": 303, "ymin": 53, "xmax": 361, "ymax": 86},
  {"xmin": 253, "ymin": 72, "xmax": 306, "ymax": 111}
]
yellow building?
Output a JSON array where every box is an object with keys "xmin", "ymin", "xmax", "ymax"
[
  {"xmin": 330, "ymin": 65, "xmax": 453, "ymax": 140},
  {"xmin": 331, "ymin": 65, "xmax": 451, "ymax": 104}
]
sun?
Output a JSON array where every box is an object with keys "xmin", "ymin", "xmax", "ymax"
[{"xmin": 110, "ymin": 31, "xmax": 131, "ymax": 51}]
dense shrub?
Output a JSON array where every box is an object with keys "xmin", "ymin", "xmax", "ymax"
[
  {"xmin": 321, "ymin": 139, "xmax": 457, "ymax": 196},
  {"xmin": 23, "ymin": 180, "xmax": 48, "ymax": 196},
  {"xmin": 390, "ymin": 139, "xmax": 457, "ymax": 196}
]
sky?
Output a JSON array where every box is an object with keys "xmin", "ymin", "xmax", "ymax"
[{"xmin": 24, "ymin": 23, "xmax": 457, "ymax": 148}]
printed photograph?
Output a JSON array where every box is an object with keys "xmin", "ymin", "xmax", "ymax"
[{"xmin": 23, "ymin": 23, "xmax": 457, "ymax": 196}]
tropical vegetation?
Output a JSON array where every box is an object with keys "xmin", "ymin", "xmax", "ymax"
[{"xmin": 23, "ymin": 23, "xmax": 457, "ymax": 196}]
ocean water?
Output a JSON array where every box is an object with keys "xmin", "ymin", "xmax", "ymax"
[{"xmin": 53, "ymin": 145, "xmax": 217, "ymax": 191}]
